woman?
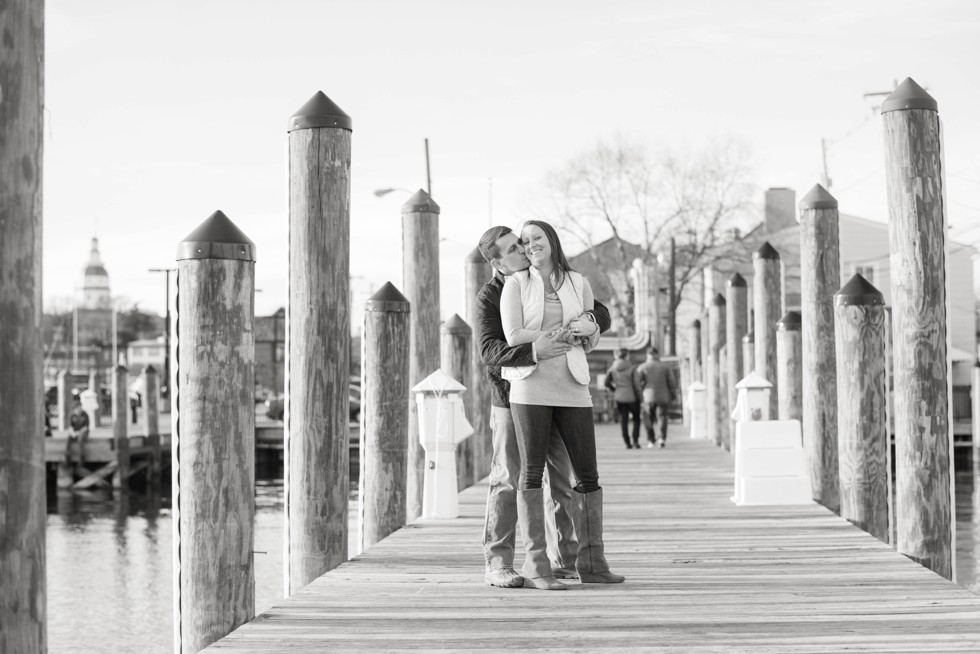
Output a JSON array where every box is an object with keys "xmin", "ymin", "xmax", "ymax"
[{"xmin": 500, "ymin": 219, "xmax": 625, "ymax": 590}]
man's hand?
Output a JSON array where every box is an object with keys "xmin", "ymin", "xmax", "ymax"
[
  {"xmin": 568, "ymin": 316, "xmax": 598, "ymax": 338},
  {"xmin": 534, "ymin": 331, "xmax": 573, "ymax": 360}
]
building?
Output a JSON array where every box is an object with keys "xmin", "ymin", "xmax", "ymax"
[{"xmin": 126, "ymin": 338, "xmax": 166, "ymax": 375}]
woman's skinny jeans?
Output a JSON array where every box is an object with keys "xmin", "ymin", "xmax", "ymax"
[{"xmin": 510, "ymin": 403, "xmax": 599, "ymax": 493}]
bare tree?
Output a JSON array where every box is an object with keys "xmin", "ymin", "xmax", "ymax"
[{"xmin": 525, "ymin": 134, "xmax": 756, "ymax": 330}]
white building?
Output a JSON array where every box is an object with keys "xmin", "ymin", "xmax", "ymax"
[{"xmin": 126, "ymin": 337, "xmax": 166, "ymax": 375}]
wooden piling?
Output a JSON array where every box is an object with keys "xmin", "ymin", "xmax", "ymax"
[
  {"xmin": 726, "ymin": 274, "xmax": 748, "ymax": 450},
  {"xmin": 112, "ymin": 365, "xmax": 130, "ymax": 490},
  {"xmin": 286, "ymin": 92, "xmax": 352, "ymax": 590},
  {"xmin": 442, "ymin": 314, "xmax": 474, "ymax": 490},
  {"xmin": 174, "ymin": 210, "xmax": 256, "ymax": 652},
  {"xmin": 465, "ymin": 248, "xmax": 493, "ymax": 480},
  {"xmin": 88, "ymin": 369, "xmax": 101, "ymax": 427},
  {"xmin": 689, "ymin": 319, "xmax": 702, "ymax": 383},
  {"xmin": 707, "ymin": 294, "xmax": 726, "ymax": 447},
  {"xmin": 753, "ymin": 242, "xmax": 782, "ymax": 418},
  {"xmin": 0, "ymin": 1, "xmax": 45, "ymax": 646},
  {"xmin": 742, "ymin": 331, "xmax": 754, "ymax": 376},
  {"xmin": 359, "ymin": 283, "xmax": 410, "ymax": 553},
  {"xmin": 776, "ymin": 312, "xmax": 803, "ymax": 422},
  {"xmin": 799, "ymin": 183, "xmax": 841, "ymax": 512},
  {"xmin": 834, "ymin": 274, "xmax": 889, "ymax": 543},
  {"xmin": 973, "ymin": 360, "xmax": 980, "ymax": 454},
  {"xmin": 402, "ymin": 189, "xmax": 442, "ymax": 521},
  {"xmin": 57, "ymin": 368, "xmax": 71, "ymax": 430},
  {"xmin": 700, "ymin": 310, "xmax": 710, "ymax": 386},
  {"xmin": 143, "ymin": 365, "xmax": 161, "ymax": 490},
  {"xmin": 882, "ymin": 78, "xmax": 953, "ymax": 579}
]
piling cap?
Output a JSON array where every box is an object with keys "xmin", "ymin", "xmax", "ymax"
[
  {"xmin": 144, "ymin": 364, "xmax": 157, "ymax": 374},
  {"xmin": 402, "ymin": 189, "xmax": 441, "ymax": 214},
  {"xmin": 411, "ymin": 368, "xmax": 467, "ymax": 394},
  {"xmin": 735, "ymin": 370, "xmax": 773, "ymax": 390},
  {"xmin": 880, "ymin": 77, "xmax": 937, "ymax": 114},
  {"xmin": 776, "ymin": 311, "xmax": 802, "ymax": 331},
  {"xmin": 742, "ymin": 330, "xmax": 754, "ymax": 343},
  {"xmin": 466, "ymin": 246, "xmax": 486, "ymax": 263},
  {"xmin": 711, "ymin": 293, "xmax": 726, "ymax": 306},
  {"xmin": 726, "ymin": 272, "xmax": 746, "ymax": 288},
  {"xmin": 835, "ymin": 273, "xmax": 885, "ymax": 306},
  {"xmin": 442, "ymin": 313, "xmax": 472, "ymax": 335},
  {"xmin": 177, "ymin": 210, "xmax": 256, "ymax": 262},
  {"xmin": 365, "ymin": 281, "xmax": 410, "ymax": 313},
  {"xmin": 753, "ymin": 241, "xmax": 780, "ymax": 260},
  {"xmin": 692, "ymin": 319, "xmax": 701, "ymax": 329},
  {"xmin": 288, "ymin": 91, "xmax": 352, "ymax": 132},
  {"xmin": 799, "ymin": 184, "xmax": 838, "ymax": 210}
]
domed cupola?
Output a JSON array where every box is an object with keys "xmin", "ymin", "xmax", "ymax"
[{"xmin": 81, "ymin": 237, "xmax": 111, "ymax": 310}]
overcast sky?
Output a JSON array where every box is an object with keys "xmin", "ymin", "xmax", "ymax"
[{"xmin": 43, "ymin": 0, "xmax": 980, "ymax": 321}]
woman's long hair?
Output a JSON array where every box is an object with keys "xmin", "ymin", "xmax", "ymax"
[{"xmin": 522, "ymin": 220, "xmax": 574, "ymax": 290}]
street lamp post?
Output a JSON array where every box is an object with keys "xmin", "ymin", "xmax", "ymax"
[{"xmin": 149, "ymin": 267, "xmax": 176, "ymax": 400}]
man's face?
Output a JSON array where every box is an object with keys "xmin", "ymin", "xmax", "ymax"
[{"xmin": 491, "ymin": 233, "xmax": 530, "ymax": 275}]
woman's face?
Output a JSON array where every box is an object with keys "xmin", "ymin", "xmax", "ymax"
[{"xmin": 521, "ymin": 224, "xmax": 551, "ymax": 269}]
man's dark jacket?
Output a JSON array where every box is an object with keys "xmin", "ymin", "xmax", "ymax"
[{"xmin": 475, "ymin": 273, "xmax": 612, "ymax": 408}]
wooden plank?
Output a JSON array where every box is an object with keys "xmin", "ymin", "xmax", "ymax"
[
  {"xmin": 71, "ymin": 461, "xmax": 117, "ymax": 490},
  {"xmin": 203, "ymin": 422, "xmax": 980, "ymax": 652}
]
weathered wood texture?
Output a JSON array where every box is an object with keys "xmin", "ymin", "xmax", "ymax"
[
  {"xmin": 205, "ymin": 423, "xmax": 980, "ymax": 653},
  {"xmin": 689, "ymin": 319, "xmax": 702, "ymax": 383},
  {"xmin": 726, "ymin": 274, "xmax": 748, "ymax": 444},
  {"xmin": 144, "ymin": 365, "xmax": 162, "ymax": 489},
  {"xmin": 799, "ymin": 188, "xmax": 841, "ymax": 513},
  {"xmin": 0, "ymin": 1, "xmax": 45, "ymax": 648},
  {"xmin": 441, "ymin": 314, "xmax": 474, "ymax": 490},
  {"xmin": 753, "ymin": 244, "xmax": 782, "ymax": 419},
  {"xmin": 719, "ymin": 345, "xmax": 729, "ymax": 450},
  {"xmin": 176, "ymin": 256, "xmax": 256, "ymax": 653},
  {"xmin": 112, "ymin": 365, "xmax": 130, "ymax": 489},
  {"xmin": 707, "ymin": 295, "xmax": 726, "ymax": 447},
  {"xmin": 834, "ymin": 278, "xmax": 889, "ymax": 543},
  {"xmin": 402, "ymin": 191, "xmax": 441, "ymax": 522},
  {"xmin": 465, "ymin": 250, "xmax": 493, "ymax": 481},
  {"xmin": 359, "ymin": 284, "xmax": 410, "ymax": 554},
  {"xmin": 776, "ymin": 313, "xmax": 803, "ymax": 422},
  {"xmin": 882, "ymin": 83, "xmax": 953, "ymax": 580},
  {"xmin": 287, "ymin": 115, "xmax": 351, "ymax": 590}
]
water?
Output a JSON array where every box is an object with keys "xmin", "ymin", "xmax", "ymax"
[{"xmin": 46, "ymin": 452, "xmax": 980, "ymax": 653}]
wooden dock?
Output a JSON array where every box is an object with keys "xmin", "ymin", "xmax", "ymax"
[{"xmin": 205, "ymin": 421, "xmax": 980, "ymax": 652}]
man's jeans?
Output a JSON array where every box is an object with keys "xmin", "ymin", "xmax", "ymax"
[
  {"xmin": 642, "ymin": 401, "xmax": 670, "ymax": 443},
  {"xmin": 483, "ymin": 406, "xmax": 577, "ymax": 571}
]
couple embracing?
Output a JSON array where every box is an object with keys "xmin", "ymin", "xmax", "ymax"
[{"xmin": 475, "ymin": 220, "xmax": 625, "ymax": 591}]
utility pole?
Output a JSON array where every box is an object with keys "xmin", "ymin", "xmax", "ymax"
[
  {"xmin": 669, "ymin": 236, "xmax": 677, "ymax": 356},
  {"xmin": 820, "ymin": 138, "xmax": 831, "ymax": 188},
  {"xmin": 149, "ymin": 267, "xmax": 176, "ymax": 400},
  {"xmin": 424, "ymin": 138, "xmax": 432, "ymax": 196}
]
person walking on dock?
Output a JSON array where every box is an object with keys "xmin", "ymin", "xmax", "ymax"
[
  {"xmin": 605, "ymin": 348, "xmax": 642, "ymax": 448},
  {"xmin": 636, "ymin": 346, "xmax": 676, "ymax": 448},
  {"xmin": 476, "ymin": 225, "xmax": 612, "ymax": 589},
  {"xmin": 67, "ymin": 398, "xmax": 90, "ymax": 466},
  {"xmin": 500, "ymin": 220, "xmax": 626, "ymax": 590}
]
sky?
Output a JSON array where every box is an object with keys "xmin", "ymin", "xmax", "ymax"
[{"xmin": 42, "ymin": 0, "xmax": 980, "ymax": 322}]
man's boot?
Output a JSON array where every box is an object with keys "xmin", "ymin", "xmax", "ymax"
[
  {"xmin": 517, "ymin": 489, "xmax": 567, "ymax": 590},
  {"xmin": 573, "ymin": 487, "xmax": 626, "ymax": 584}
]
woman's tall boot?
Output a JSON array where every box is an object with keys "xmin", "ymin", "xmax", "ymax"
[
  {"xmin": 517, "ymin": 489, "xmax": 567, "ymax": 590},
  {"xmin": 573, "ymin": 487, "xmax": 626, "ymax": 583}
]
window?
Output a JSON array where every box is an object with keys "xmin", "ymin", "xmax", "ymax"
[{"xmin": 854, "ymin": 265, "xmax": 874, "ymax": 285}]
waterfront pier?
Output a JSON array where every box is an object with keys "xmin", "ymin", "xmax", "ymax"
[{"xmin": 204, "ymin": 422, "xmax": 980, "ymax": 652}]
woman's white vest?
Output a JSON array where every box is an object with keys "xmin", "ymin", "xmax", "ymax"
[{"xmin": 501, "ymin": 268, "xmax": 598, "ymax": 386}]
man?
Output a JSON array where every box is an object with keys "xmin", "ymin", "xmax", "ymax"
[
  {"xmin": 636, "ymin": 346, "xmax": 677, "ymax": 447},
  {"xmin": 475, "ymin": 225, "xmax": 612, "ymax": 588},
  {"xmin": 67, "ymin": 398, "xmax": 90, "ymax": 466},
  {"xmin": 605, "ymin": 348, "xmax": 642, "ymax": 449}
]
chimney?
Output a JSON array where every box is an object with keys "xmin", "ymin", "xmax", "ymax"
[{"xmin": 764, "ymin": 188, "xmax": 797, "ymax": 233}]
